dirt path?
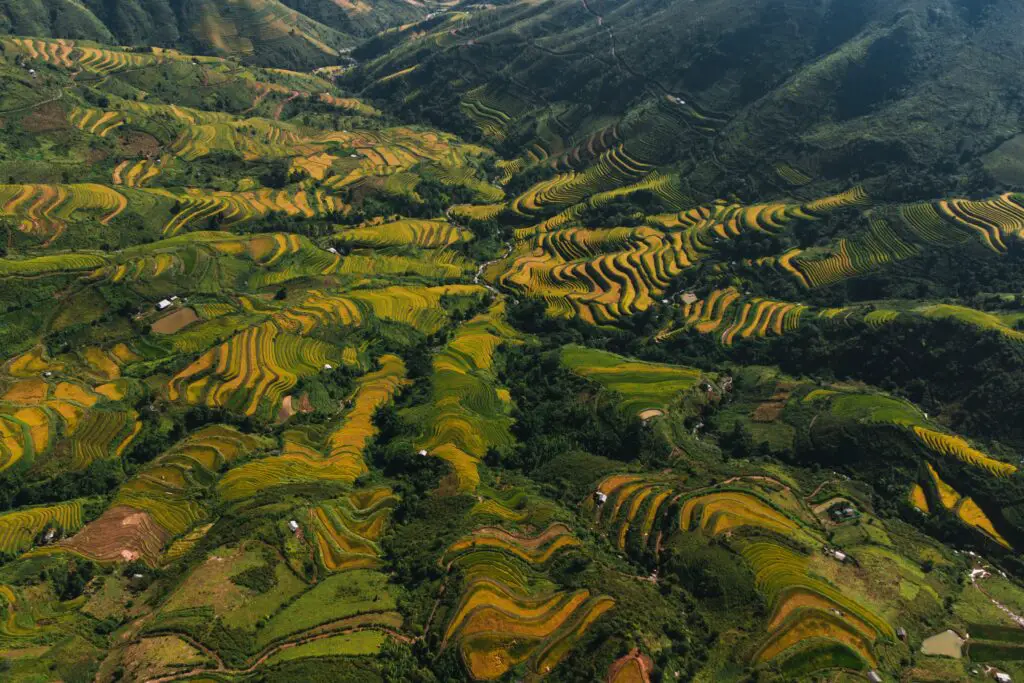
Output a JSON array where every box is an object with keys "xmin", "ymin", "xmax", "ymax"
[
  {"xmin": 273, "ymin": 91, "xmax": 302, "ymax": 121},
  {"xmin": 805, "ymin": 477, "xmax": 838, "ymax": 501},
  {"xmin": 0, "ymin": 88, "xmax": 64, "ymax": 116}
]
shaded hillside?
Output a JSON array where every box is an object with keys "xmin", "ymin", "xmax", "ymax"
[
  {"xmin": 0, "ymin": 0, "xmax": 435, "ymax": 68},
  {"xmin": 346, "ymin": 0, "xmax": 1024, "ymax": 201}
]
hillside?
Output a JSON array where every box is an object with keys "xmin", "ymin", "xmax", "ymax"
[
  {"xmin": 0, "ymin": 0, "xmax": 438, "ymax": 68},
  {"xmin": 346, "ymin": 0, "xmax": 1024, "ymax": 200},
  {"xmin": 1, "ymin": 1, "xmax": 1024, "ymax": 682}
]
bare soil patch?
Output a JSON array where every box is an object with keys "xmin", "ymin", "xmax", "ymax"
[
  {"xmin": 921, "ymin": 629, "xmax": 964, "ymax": 658},
  {"xmin": 61, "ymin": 506, "xmax": 169, "ymax": 565},
  {"xmin": 638, "ymin": 409, "xmax": 663, "ymax": 420},
  {"xmin": 151, "ymin": 307, "xmax": 200, "ymax": 335},
  {"xmin": 20, "ymin": 102, "xmax": 68, "ymax": 133},
  {"xmin": 119, "ymin": 130, "xmax": 161, "ymax": 157}
]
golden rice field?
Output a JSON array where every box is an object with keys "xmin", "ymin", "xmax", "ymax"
[
  {"xmin": 679, "ymin": 491, "xmax": 804, "ymax": 539},
  {"xmin": 219, "ymin": 358, "xmax": 408, "ymax": 501},
  {"xmin": 69, "ymin": 408, "xmax": 141, "ymax": 469},
  {"xmin": 69, "ymin": 107, "xmax": 126, "ymax": 138},
  {"xmin": 936, "ymin": 194, "xmax": 1024, "ymax": 253},
  {"xmin": 0, "ymin": 184, "xmax": 128, "ymax": 244},
  {"xmin": 114, "ymin": 426, "xmax": 267, "ymax": 536},
  {"xmin": 500, "ymin": 188, "xmax": 870, "ymax": 324},
  {"xmin": 925, "ymin": 463, "xmax": 960, "ymax": 510},
  {"xmin": 0, "ymin": 501, "xmax": 83, "ymax": 554},
  {"xmin": 561, "ymin": 345, "xmax": 701, "ymax": 417},
  {"xmin": 956, "ymin": 498, "xmax": 1010, "ymax": 548},
  {"xmin": 657, "ymin": 290, "xmax": 807, "ymax": 345},
  {"xmin": 327, "ymin": 355, "xmax": 410, "ymax": 479},
  {"xmin": 913, "ymin": 426, "xmax": 1017, "ymax": 477},
  {"xmin": 310, "ymin": 489, "xmax": 396, "ymax": 573},
  {"xmin": 909, "ymin": 483, "xmax": 930, "ymax": 514},
  {"xmin": 334, "ymin": 219, "xmax": 472, "ymax": 249},
  {"xmin": 779, "ymin": 217, "xmax": 918, "ymax": 289},
  {"xmin": 740, "ymin": 541, "xmax": 892, "ymax": 667},
  {"xmin": 168, "ymin": 321, "xmax": 344, "ymax": 418},
  {"xmin": 445, "ymin": 575, "xmax": 614, "ymax": 680},
  {"xmin": 443, "ymin": 524, "xmax": 581, "ymax": 566},
  {"xmin": 411, "ymin": 304, "xmax": 516, "ymax": 491},
  {"xmin": 112, "ymin": 159, "xmax": 162, "ymax": 188},
  {"xmin": 2, "ymin": 38, "xmax": 204, "ymax": 75}
]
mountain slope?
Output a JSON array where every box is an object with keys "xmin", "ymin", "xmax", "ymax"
[
  {"xmin": 346, "ymin": 0, "xmax": 1023, "ymax": 200},
  {"xmin": 0, "ymin": 0, "xmax": 435, "ymax": 68}
]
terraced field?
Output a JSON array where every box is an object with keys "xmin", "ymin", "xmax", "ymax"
[
  {"xmin": 219, "ymin": 356, "xmax": 408, "ymax": 500},
  {"xmin": 334, "ymin": 219, "xmax": 472, "ymax": 249},
  {"xmin": 0, "ymin": 501, "xmax": 84, "ymax": 554},
  {"xmin": 499, "ymin": 188, "xmax": 871, "ymax": 323},
  {"xmin": 168, "ymin": 322, "xmax": 346, "ymax": 418},
  {"xmin": 406, "ymin": 304, "xmax": 517, "ymax": 490},
  {"xmin": 589, "ymin": 472, "xmax": 890, "ymax": 670},
  {"xmin": 562, "ymin": 345, "xmax": 702, "ymax": 418},
  {"xmin": 311, "ymin": 488, "xmax": 397, "ymax": 572},
  {"xmin": 0, "ymin": 183, "xmax": 128, "ymax": 244},
  {"xmin": 443, "ymin": 523, "xmax": 613, "ymax": 680},
  {"xmin": 4, "ymin": 16, "xmax": 1024, "ymax": 683}
]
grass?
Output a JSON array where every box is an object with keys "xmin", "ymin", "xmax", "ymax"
[
  {"xmin": 562, "ymin": 345, "xmax": 702, "ymax": 416},
  {"xmin": 256, "ymin": 570, "xmax": 396, "ymax": 648},
  {"xmin": 262, "ymin": 630, "xmax": 387, "ymax": 665}
]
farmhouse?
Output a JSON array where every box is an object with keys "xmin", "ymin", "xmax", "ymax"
[
  {"xmin": 288, "ymin": 520, "xmax": 300, "ymax": 532},
  {"xmin": 594, "ymin": 491, "xmax": 608, "ymax": 505},
  {"xmin": 867, "ymin": 672, "xmax": 882, "ymax": 683},
  {"xmin": 156, "ymin": 299, "xmax": 173, "ymax": 311}
]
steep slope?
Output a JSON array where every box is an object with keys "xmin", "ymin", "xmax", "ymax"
[
  {"xmin": 0, "ymin": 0, "xmax": 435, "ymax": 68},
  {"xmin": 346, "ymin": 0, "xmax": 1024, "ymax": 200}
]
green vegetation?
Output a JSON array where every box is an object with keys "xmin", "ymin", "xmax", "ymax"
[{"xmin": 2, "ymin": 2, "xmax": 1024, "ymax": 682}]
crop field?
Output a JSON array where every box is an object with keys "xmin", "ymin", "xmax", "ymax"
[
  {"xmin": 444, "ymin": 560, "xmax": 613, "ymax": 680},
  {"xmin": 59, "ymin": 505, "xmax": 170, "ymax": 566},
  {"xmin": 0, "ymin": 501, "xmax": 84, "ymax": 554},
  {"xmin": 311, "ymin": 488, "xmax": 397, "ymax": 572},
  {"xmin": 406, "ymin": 304, "xmax": 516, "ymax": 491},
  {"xmin": 912, "ymin": 426, "xmax": 1017, "ymax": 477},
  {"xmin": 782, "ymin": 217, "xmax": 919, "ymax": 288},
  {"xmin": 915, "ymin": 304, "xmax": 1024, "ymax": 343},
  {"xmin": 219, "ymin": 357, "xmax": 407, "ymax": 500},
  {"xmin": 333, "ymin": 219, "xmax": 472, "ymax": 249},
  {"xmin": 956, "ymin": 498, "xmax": 1010, "ymax": 548},
  {"xmin": 741, "ymin": 541, "xmax": 892, "ymax": 667},
  {"xmin": 69, "ymin": 107, "xmax": 126, "ymax": 138},
  {"xmin": 679, "ymin": 491, "xmax": 805, "ymax": 539},
  {"xmin": 561, "ymin": 345, "xmax": 702, "ymax": 416},
  {"xmin": 499, "ymin": 188, "xmax": 873, "ymax": 323},
  {"xmin": 116, "ymin": 426, "xmax": 268, "ymax": 536},
  {"xmin": 936, "ymin": 194, "xmax": 1024, "ymax": 252},
  {"xmin": 443, "ymin": 524, "xmax": 581, "ymax": 567},
  {"xmin": 0, "ymin": 184, "xmax": 128, "ymax": 245},
  {"xmin": 69, "ymin": 408, "xmax": 141, "ymax": 469},
  {"xmin": 168, "ymin": 321, "xmax": 345, "ymax": 419},
  {"xmin": 657, "ymin": 291, "xmax": 807, "ymax": 345},
  {"xmin": 460, "ymin": 87, "xmax": 530, "ymax": 141},
  {"xmin": 925, "ymin": 462, "xmax": 960, "ymax": 510},
  {"xmin": 909, "ymin": 483, "xmax": 929, "ymax": 513}
]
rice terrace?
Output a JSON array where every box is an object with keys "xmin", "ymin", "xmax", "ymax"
[{"xmin": 2, "ymin": 0, "xmax": 1024, "ymax": 681}]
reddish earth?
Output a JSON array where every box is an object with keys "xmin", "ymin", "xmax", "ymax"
[
  {"xmin": 62, "ymin": 506, "xmax": 169, "ymax": 565},
  {"xmin": 606, "ymin": 648, "xmax": 652, "ymax": 683},
  {"xmin": 151, "ymin": 307, "xmax": 199, "ymax": 335},
  {"xmin": 119, "ymin": 131, "xmax": 161, "ymax": 157}
]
